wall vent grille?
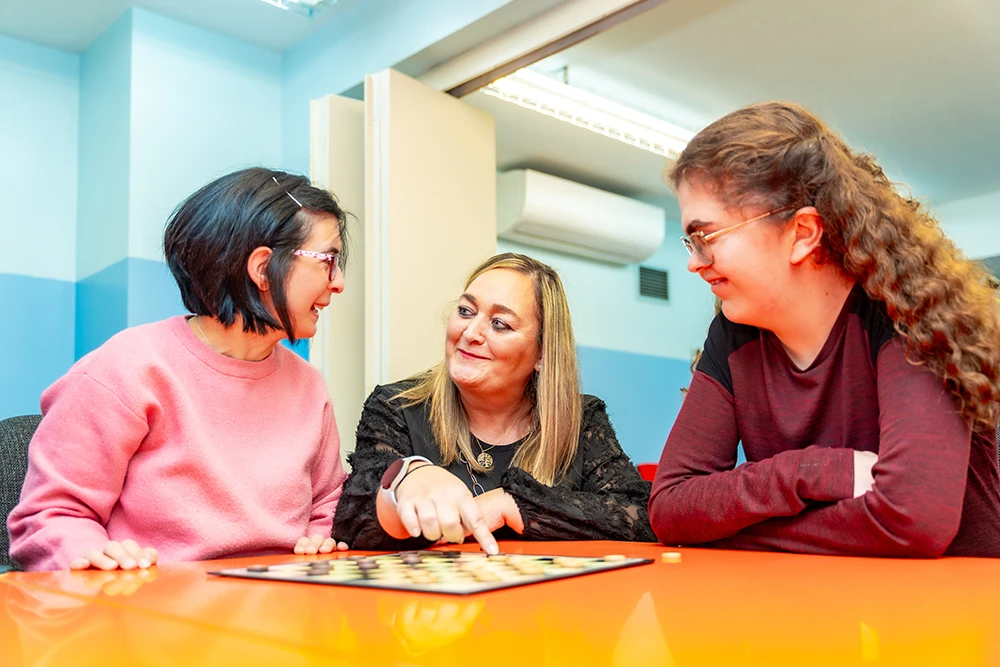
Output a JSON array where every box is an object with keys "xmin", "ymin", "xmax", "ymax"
[{"xmin": 639, "ymin": 266, "xmax": 668, "ymax": 301}]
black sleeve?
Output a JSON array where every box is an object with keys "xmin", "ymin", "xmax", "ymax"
[
  {"xmin": 696, "ymin": 311, "xmax": 759, "ymax": 395},
  {"xmin": 500, "ymin": 396, "xmax": 657, "ymax": 542},
  {"xmin": 854, "ymin": 288, "xmax": 898, "ymax": 367},
  {"xmin": 332, "ymin": 385, "xmax": 433, "ymax": 550}
]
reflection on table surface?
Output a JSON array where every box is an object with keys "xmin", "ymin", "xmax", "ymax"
[{"xmin": 3, "ymin": 540, "xmax": 1000, "ymax": 666}]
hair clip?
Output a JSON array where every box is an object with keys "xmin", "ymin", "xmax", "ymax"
[{"xmin": 272, "ymin": 175, "xmax": 303, "ymax": 208}]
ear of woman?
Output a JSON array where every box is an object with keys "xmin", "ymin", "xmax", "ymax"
[
  {"xmin": 788, "ymin": 206, "xmax": 824, "ymax": 265},
  {"xmin": 247, "ymin": 246, "xmax": 273, "ymax": 291}
]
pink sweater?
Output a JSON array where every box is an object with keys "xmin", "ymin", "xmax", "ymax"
[{"xmin": 8, "ymin": 316, "xmax": 347, "ymax": 571}]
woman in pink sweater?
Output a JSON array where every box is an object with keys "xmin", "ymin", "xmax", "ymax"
[{"xmin": 8, "ymin": 168, "xmax": 350, "ymax": 571}]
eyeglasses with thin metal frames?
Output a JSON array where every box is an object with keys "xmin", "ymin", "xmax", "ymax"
[{"xmin": 680, "ymin": 205, "xmax": 796, "ymax": 265}]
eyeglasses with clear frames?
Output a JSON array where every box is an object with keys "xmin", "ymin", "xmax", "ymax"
[
  {"xmin": 293, "ymin": 249, "xmax": 341, "ymax": 283},
  {"xmin": 680, "ymin": 205, "xmax": 796, "ymax": 265}
]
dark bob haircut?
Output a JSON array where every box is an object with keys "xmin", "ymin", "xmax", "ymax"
[{"xmin": 164, "ymin": 167, "xmax": 349, "ymax": 343}]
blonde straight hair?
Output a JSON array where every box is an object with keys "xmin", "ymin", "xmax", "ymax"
[{"xmin": 396, "ymin": 253, "xmax": 582, "ymax": 486}]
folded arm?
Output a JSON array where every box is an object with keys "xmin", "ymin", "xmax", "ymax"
[
  {"xmin": 649, "ymin": 371, "xmax": 856, "ymax": 546},
  {"xmin": 699, "ymin": 342, "xmax": 969, "ymax": 557}
]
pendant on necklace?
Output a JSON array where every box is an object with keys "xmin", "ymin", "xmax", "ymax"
[{"xmin": 476, "ymin": 451, "xmax": 494, "ymax": 469}]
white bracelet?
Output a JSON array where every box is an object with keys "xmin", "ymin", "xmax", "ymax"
[{"xmin": 379, "ymin": 455, "xmax": 432, "ymax": 509}]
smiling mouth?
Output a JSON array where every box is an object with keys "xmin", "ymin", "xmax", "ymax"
[{"xmin": 458, "ymin": 349, "xmax": 488, "ymax": 360}]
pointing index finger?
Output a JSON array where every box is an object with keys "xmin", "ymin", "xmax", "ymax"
[{"xmin": 459, "ymin": 497, "xmax": 498, "ymax": 555}]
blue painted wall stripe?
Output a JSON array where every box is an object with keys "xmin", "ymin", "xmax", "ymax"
[
  {"xmin": 126, "ymin": 257, "xmax": 186, "ymax": 328},
  {"xmin": 75, "ymin": 260, "xmax": 128, "ymax": 360},
  {"xmin": 1, "ymin": 274, "xmax": 75, "ymax": 419},
  {"xmin": 577, "ymin": 345, "xmax": 691, "ymax": 465}
]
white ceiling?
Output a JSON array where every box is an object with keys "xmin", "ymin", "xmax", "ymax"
[
  {"xmin": 4, "ymin": 0, "xmax": 998, "ymax": 214},
  {"xmin": 0, "ymin": 0, "xmax": 359, "ymax": 53},
  {"xmin": 467, "ymin": 0, "xmax": 1000, "ymax": 214}
]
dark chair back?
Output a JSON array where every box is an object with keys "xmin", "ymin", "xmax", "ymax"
[{"xmin": 1, "ymin": 414, "xmax": 41, "ymax": 570}]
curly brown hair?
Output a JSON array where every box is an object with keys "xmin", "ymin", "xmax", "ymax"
[{"xmin": 667, "ymin": 101, "xmax": 1000, "ymax": 432}]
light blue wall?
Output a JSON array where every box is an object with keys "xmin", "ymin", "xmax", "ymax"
[
  {"xmin": 75, "ymin": 260, "xmax": 128, "ymax": 362},
  {"xmin": 76, "ymin": 11, "xmax": 131, "ymax": 281},
  {"xmin": 6, "ymin": 3, "xmax": 528, "ymax": 417},
  {"xmin": 0, "ymin": 35, "xmax": 78, "ymax": 282},
  {"xmin": 120, "ymin": 9, "xmax": 283, "ymax": 347},
  {"xmin": 281, "ymin": 0, "xmax": 516, "ymax": 174},
  {"xmin": 74, "ymin": 11, "xmax": 133, "ymax": 362},
  {"xmin": 938, "ymin": 189, "xmax": 1000, "ymax": 259},
  {"xmin": 0, "ymin": 35, "xmax": 79, "ymax": 418},
  {"xmin": 126, "ymin": 258, "xmax": 186, "ymax": 328},
  {"xmin": 578, "ymin": 346, "xmax": 692, "ymax": 464},
  {"xmin": 0, "ymin": 276, "xmax": 75, "ymax": 418},
  {"xmin": 129, "ymin": 9, "xmax": 282, "ymax": 264},
  {"xmin": 73, "ymin": 9, "xmax": 283, "ymax": 358}
]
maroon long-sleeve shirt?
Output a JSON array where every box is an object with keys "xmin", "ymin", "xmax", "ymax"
[{"xmin": 650, "ymin": 286, "xmax": 1000, "ymax": 557}]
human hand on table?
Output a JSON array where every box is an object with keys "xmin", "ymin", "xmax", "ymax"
[
  {"xmin": 390, "ymin": 464, "xmax": 499, "ymax": 554},
  {"xmin": 853, "ymin": 450, "xmax": 878, "ymax": 497},
  {"xmin": 293, "ymin": 534, "xmax": 349, "ymax": 555},
  {"xmin": 69, "ymin": 539, "xmax": 158, "ymax": 570},
  {"xmin": 473, "ymin": 488, "xmax": 524, "ymax": 534}
]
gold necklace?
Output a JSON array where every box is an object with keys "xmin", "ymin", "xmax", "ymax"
[
  {"xmin": 472, "ymin": 411, "xmax": 525, "ymax": 470},
  {"xmin": 473, "ymin": 436, "xmax": 498, "ymax": 470}
]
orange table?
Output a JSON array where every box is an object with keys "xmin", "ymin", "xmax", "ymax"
[{"xmin": 3, "ymin": 541, "xmax": 1000, "ymax": 666}]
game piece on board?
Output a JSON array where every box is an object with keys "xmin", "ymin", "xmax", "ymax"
[
  {"xmin": 661, "ymin": 551, "xmax": 682, "ymax": 563},
  {"xmin": 603, "ymin": 554, "xmax": 626, "ymax": 562}
]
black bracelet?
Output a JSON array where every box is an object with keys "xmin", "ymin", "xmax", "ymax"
[{"xmin": 394, "ymin": 462, "xmax": 434, "ymax": 499}]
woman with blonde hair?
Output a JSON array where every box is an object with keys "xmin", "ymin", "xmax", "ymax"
[
  {"xmin": 650, "ymin": 102, "xmax": 1000, "ymax": 557},
  {"xmin": 334, "ymin": 252, "xmax": 654, "ymax": 552}
]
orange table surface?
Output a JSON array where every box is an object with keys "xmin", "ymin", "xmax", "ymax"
[{"xmin": 2, "ymin": 540, "xmax": 1000, "ymax": 666}]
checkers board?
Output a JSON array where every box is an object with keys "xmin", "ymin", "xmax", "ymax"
[{"xmin": 210, "ymin": 550, "xmax": 653, "ymax": 595}]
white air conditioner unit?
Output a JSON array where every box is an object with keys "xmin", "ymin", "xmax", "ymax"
[{"xmin": 497, "ymin": 169, "xmax": 665, "ymax": 265}]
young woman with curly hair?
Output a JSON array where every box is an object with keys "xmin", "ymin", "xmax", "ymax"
[{"xmin": 649, "ymin": 102, "xmax": 1000, "ymax": 557}]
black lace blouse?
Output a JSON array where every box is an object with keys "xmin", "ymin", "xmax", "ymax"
[{"xmin": 332, "ymin": 381, "xmax": 656, "ymax": 549}]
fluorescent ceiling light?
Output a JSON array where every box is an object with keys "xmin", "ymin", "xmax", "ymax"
[
  {"xmin": 259, "ymin": 0, "xmax": 337, "ymax": 17},
  {"xmin": 483, "ymin": 69, "xmax": 694, "ymax": 159}
]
